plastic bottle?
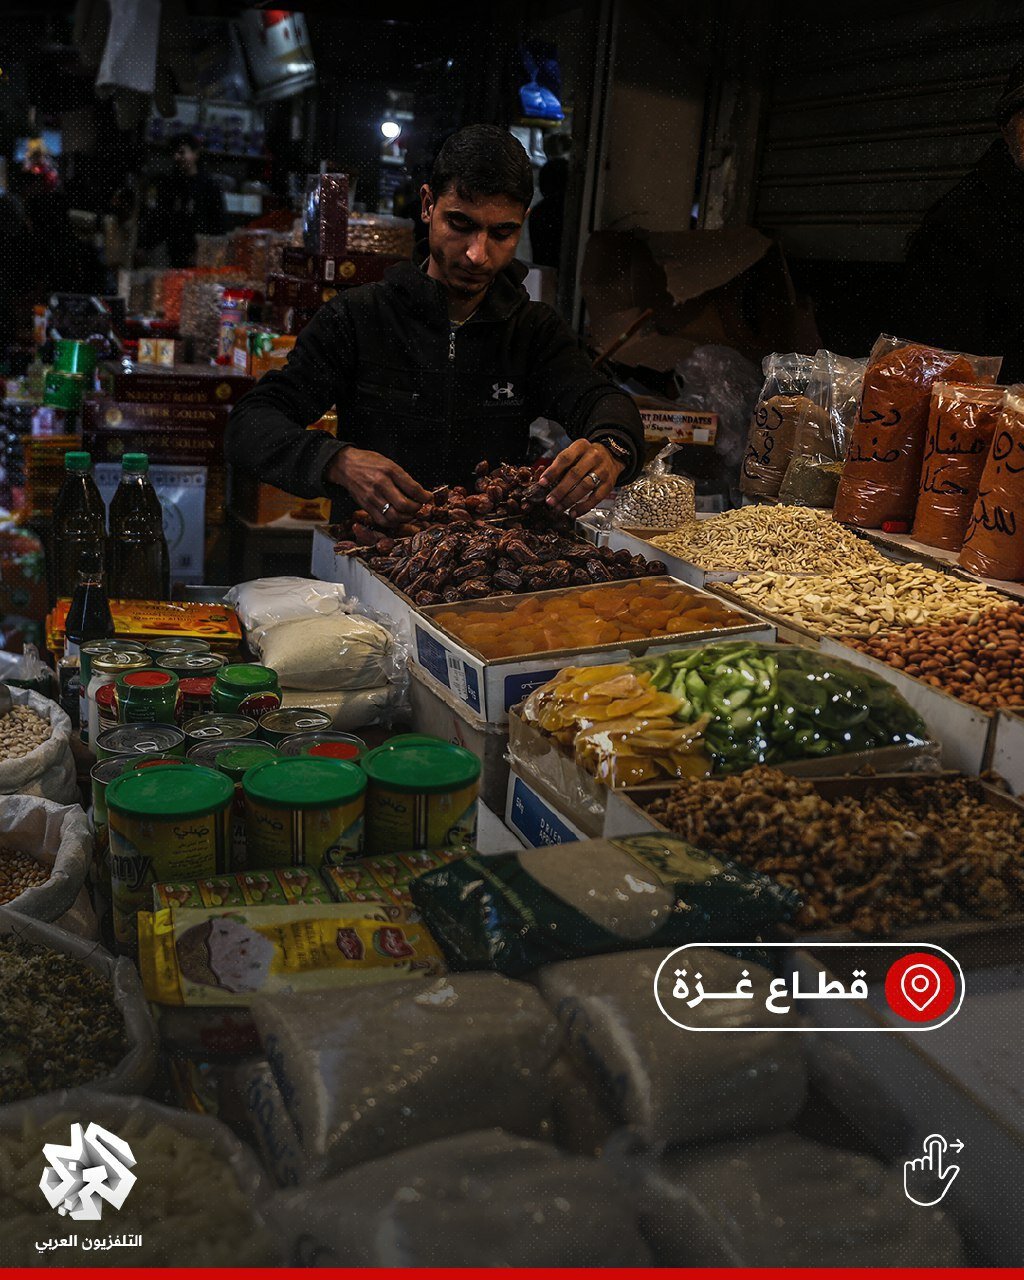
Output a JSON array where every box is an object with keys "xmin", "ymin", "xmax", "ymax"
[
  {"xmin": 108, "ymin": 453, "xmax": 171, "ymax": 601},
  {"xmin": 52, "ymin": 450, "xmax": 107, "ymax": 598},
  {"xmin": 65, "ymin": 542, "xmax": 114, "ymax": 660}
]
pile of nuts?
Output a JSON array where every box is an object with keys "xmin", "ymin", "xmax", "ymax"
[
  {"xmin": 726, "ymin": 561, "xmax": 1001, "ymax": 637},
  {"xmin": 0, "ymin": 848, "xmax": 49, "ymax": 904},
  {"xmin": 333, "ymin": 461, "xmax": 552, "ymax": 550},
  {"xmin": 649, "ymin": 505, "xmax": 886, "ymax": 574},
  {"xmin": 643, "ymin": 767, "xmax": 1024, "ymax": 934},
  {"xmin": 843, "ymin": 604, "xmax": 1024, "ymax": 709},
  {"xmin": 356, "ymin": 521, "xmax": 665, "ymax": 605},
  {"xmin": 0, "ymin": 935, "xmax": 129, "ymax": 1103},
  {"xmin": 0, "ymin": 706, "xmax": 50, "ymax": 759}
]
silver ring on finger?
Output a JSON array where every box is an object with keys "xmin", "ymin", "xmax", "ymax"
[
  {"xmin": 587, "ymin": 471, "xmax": 600, "ymax": 489},
  {"xmin": 381, "ymin": 502, "xmax": 391, "ymax": 517}
]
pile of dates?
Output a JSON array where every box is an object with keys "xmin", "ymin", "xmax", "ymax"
[
  {"xmin": 349, "ymin": 521, "xmax": 666, "ymax": 605},
  {"xmin": 334, "ymin": 461, "xmax": 552, "ymax": 549}
]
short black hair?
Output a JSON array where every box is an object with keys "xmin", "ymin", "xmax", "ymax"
[
  {"xmin": 172, "ymin": 132, "xmax": 202, "ymax": 153},
  {"xmin": 429, "ymin": 124, "xmax": 533, "ymax": 208}
]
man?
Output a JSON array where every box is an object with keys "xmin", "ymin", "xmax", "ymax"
[
  {"xmin": 898, "ymin": 66, "xmax": 1024, "ymax": 380},
  {"xmin": 225, "ymin": 124, "xmax": 642, "ymax": 526},
  {"xmin": 162, "ymin": 133, "xmax": 226, "ymax": 268}
]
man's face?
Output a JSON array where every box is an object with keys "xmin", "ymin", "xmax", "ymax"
[
  {"xmin": 174, "ymin": 143, "xmax": 198, "ymax": 175},
  {"xmin": 421, "ymin": 184, "xmax": 526, "ymax": 300},
  {"xmin": 1002, "ymin": 109, "xmax": 1024, "ymax": 170}
]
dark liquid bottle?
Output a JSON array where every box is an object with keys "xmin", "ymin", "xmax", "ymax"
[
  {"xmin": 65, "ymin": 543, "xmax": 114, "ymax": 658},
  {"xmin": 108, "ymin": 452, "xmax": 170, "ymax": 601},
  {"xmin": 53, "ymin": 450, "xmax": 107, "ymax": 598}
]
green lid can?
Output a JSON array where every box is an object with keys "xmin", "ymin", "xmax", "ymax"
[
  {"xmin": 186, "ymin": 737, "xmax": 261, "ymax": 769},
  {"xmin": 116, "ymin": 668, "xmax": 179, "ymax": 725},
  {"xmin": 277, "ymin": 730, "xmax": 366, "ymax": 760},
  {"xmin": 242, "ymin": 757, "xmax": 366, "ymax": 867},
  {"xmin": 361, "ymin": 741, "xmax": 480, "ymax": 854},
  {"xmin": 43, "ymin": 369, "xmax": 85, "ymax": 410},
  {"xmin": 218, "ymin": 742, "xmax": 278, "ymax": 782},
  {"xmin": 53, "ymin": 337, "xmax": 98, "ymax": 376},
  {"xmin": 213, "ymin": 663, "xmax": 282, "ymax": 719}
]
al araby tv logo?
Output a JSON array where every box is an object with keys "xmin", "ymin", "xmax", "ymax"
[{"xmin": 40, "ymin": 1122, "xmax": 137, "ymax": 1222}]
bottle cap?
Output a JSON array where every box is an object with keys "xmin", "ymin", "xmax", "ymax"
[
  {"xmin": 122, "ymin": 453, "xmax": 149, "ymax": 473},
  {"xmin": 65, "ymin": 451, "xmax": 91, "ymax": 472}
]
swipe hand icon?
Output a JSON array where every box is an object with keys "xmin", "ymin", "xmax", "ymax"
[{"xmin": 904, "ymin": 1133, "xmax": 960, "ymax": 1206}]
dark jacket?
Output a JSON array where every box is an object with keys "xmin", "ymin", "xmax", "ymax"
[
  {"xmin": 225, "ymin": 258, "xmax": 643, "ymax": 521},
  {"xmin": 899, "ymin": 138, "xmax": 1024, "ymax": 380}
]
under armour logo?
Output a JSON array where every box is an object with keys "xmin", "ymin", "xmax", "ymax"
[{"xmin": 492, "ymin": 382, "xmax": 515, "ymax": 400}]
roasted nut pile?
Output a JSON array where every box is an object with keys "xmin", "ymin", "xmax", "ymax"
[
  {"xmin": 649, "ymin": 505, "xmax": 886, "ymax": 573},
  {"xmin": 0, "ymin": 935, "xmax": 129, "ymax": 1103},
  {"xmin": 843, "ymin": 604, "xmax": 1024, "ymax": 709},
  {"xmin": 727, "ymin": 561, "xmax": 1001, "ymax": 637},
  {"xmin": 643, "ymin": 767, "xmax": 1024, "ymax": 934},
  {"xmin": 333, "ymin": 460, "xmax": 552, "ymax": 549},
  {"xmin": 353, "ymin": 521, "xmax": 665, "ymax": 606},
  {"xmin": 0, "ymin": 848, "xmax": 49, "ymax": 904},
  {"xmin": 0, "ymin": 705, "xmax": 50, "ymax": 759}
]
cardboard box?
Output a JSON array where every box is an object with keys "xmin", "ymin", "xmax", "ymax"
[
  {"xmin": 311, "ymin": 525, "xmax": 415, "ymax": 638},
  {"xmin": 47, "ymin": 598, "xmax": 242, "ymax": 656},
  {"xmin": 635, "ymin": 398, "xmax": 718, "ymax": 446},
  {"xmin": 984, "ymin": 711, "xmax": 1024, "ymax": 795},
  {"xmin": 266, "ymin": 272, "xmax": 337, "ymax": 311},
  {"xmin": 504, "ymin": 770, "xmax": 586, "ymax": 848},
  {"xmin": 22, "ymin": 435, "xmax": 81, "ymax": 522},
  {"xmin": 408, "ymin": 663, "xmax": 510, "ymax": 814},
  {"xmin": 96, "ymin": 363, "xmax": 254, "ymax": 405},
  {"xmin": 281, "ymin": 246, "xmax": 403, "ymax": 289},
  {"xmin": 411, "ymin": 578, "xmax": 776, "ymax": 724}
]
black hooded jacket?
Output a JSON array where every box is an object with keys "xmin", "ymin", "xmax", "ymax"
[
  {"xmin": 225, "ymin": 258, "xmax": 643, "ymax": 520},
  {"xmin": 899, "ymin": 139, "xmax": 1024, "ymax": 380}
]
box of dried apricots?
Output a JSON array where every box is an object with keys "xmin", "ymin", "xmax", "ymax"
[{"xmin": 410, "ymin": 576, "xmax": 775, "ymax": 723}]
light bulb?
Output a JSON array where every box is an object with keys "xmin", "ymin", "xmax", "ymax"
[{"xmin": 380, "ymin": 121, "xmax": 402, "ymax": 141}]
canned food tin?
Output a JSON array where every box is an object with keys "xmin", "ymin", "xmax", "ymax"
[
  {"xmin": 116, "ymin": 669, "xmax": 179, "ymax": 724},
  {"xmin": 183, "ymin": 712, "xmax": 259, "ymax": 743},
  {"xmin": 218, "ymin": 742, "xmax": 279, "ymax": 870},
  {"xmin": 107, "ymin": 763, "xmax": 233, "ymax": 953},
  {"xmin": 156, "ymin": 651, "xmax": 225, "ymax": 677},
  {"xmin": 277, "ymin": 731, "xmax": 367, "ymax": 761},
  {"xmin": 212, "ymin": 663, "xmax": 282, "ymax": 719},
  {"xmin": 186, "ymin": 737, "xmax": 263, "ymax": 769},
  {"xmin": 90, "ymin": 755, "xmax": 135, "ymax": 893},
  {"xmin": 87, "ymin": 651, "xmax": 153, "ymax": 745},
  {"xmin": 78, "ymin": 640, "xmax": 118, "ymax": 744},
  {"xmin": 144, "ymin": 637, "xmax": 212, "ymax": 660},
  {"xmin": 243, "ymin": 757, "xmax": 366, "ymax": 867},
  {"xmin": 94, "ymin": 682, "xmax": 119, "ymax": 736},
  {"xmin": 258, "ymin": 708, "xmax": 333, "ymax": 747},
  {"xmin": 361, "ymin": 741, "xmax": 480, "ymax": 853},
  {"xmin": 95, "ymin": 722, "xmax": 187, "ymax": 761},
  {"xmin": 178, "ymin": 676, "xmax": 217, "ymax": 723},
  {"xmin": 129, "ymin": 755, "xmax": 182, "ymax": 771}
]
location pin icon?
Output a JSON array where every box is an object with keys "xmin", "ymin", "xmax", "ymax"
[{"xmin": 901, "ymin": 963, "xmax": 941, "ymax": 1012}]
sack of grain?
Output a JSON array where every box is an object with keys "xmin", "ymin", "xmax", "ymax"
[
  {"xmin": 0, "ymin": 795, "xmax": 92, "ymax": 928},
  {"xmin": 0, "ymin": 688, "xmax": 77, "ymax": 805},
  {"xmin": 257, "ymin": 614, "xmax": 393, "ymax": 690},
  {"xmin": 536, "ymin": 947, "xmax": 807, "ymax": 1148},
  {"xmin": 265, "ymin": 1128, "xmax": 653, "ymax": 1266}
]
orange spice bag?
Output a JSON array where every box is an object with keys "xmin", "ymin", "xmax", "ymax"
[
  {"xmin": 910, "ymin": 382, "xmax": 1005, "ymax": 551},
  {"xmin": 959, "ymin": 386, "xmax": 1024, "ymax": 581},
  {"xmin": 833, "ymin": 336, "xmax": 1001, "ymax": 529}
]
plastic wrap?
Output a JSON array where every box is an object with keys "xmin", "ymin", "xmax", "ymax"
[
  {"xmin": 607, "ymin": 1132, "xmax": 963, "ymax": 1267},
  {"xmin": 225, "ymin": 576, "xmax": 353, "ymax": 644},
  {"xmin": 0, "ymin": 796, "xmax": 91, "ymax": 924},
  {"xmin": 264, "ymin": 1129, "xmax": 653, "ymax": 1267},
  {"xmin": 0, "ymin": 908, "xmax": 157, "ymax": 1099},
  {"xmin": 959, "ymin": 385, "xmax": 1024, "ymax": 580},
  {"xmin": 0, "ymin": 687, "xmax": 77, "ymax": 805},
  {"xmin": 410, "ymin": 837, "xmax": 797, "ymax": 977},
  {"xmin": 536, "ymin": 948, "xmax": 807, "ymax": 1148},
  {"xmin": 252, "ymin": 972, "xmax": 559, "ymax": 1176},
  {"xmin": 833, "ymin": 336, "xmax": 1001, "ymax": 529},
  {"xmin": 911, "ymin": 382, "xmax": 1005, "ymax": 551},
  {"xmin": 633, "ymin": 642, "xmax": 927, "ymax": 773},
  {"xmin": 740, "ymin": 353, "xmax": 827, "ymax": 499},
  {"xmin": 779, "ymin": 350, "xmax": 865, "ymax": 508},
  {"xmin": 611, "ymin": 443, "xmax": 696, "ymax": 531},
  {"xmin": 0, "ymin": 1089, "xmax": 278, "ymax": 1266},
  {"xmin": 280, "ymin": 684, "xmax": 399, "ymax": 730},
  {"xmin": 673, "ymin": 343, "xmax": 764, "ymax": 472},
  {"xmin": 0, "ymin": 644, "xmax": 56, "ymax": 698},
  {"xmin": 257, "ymin": 615, "xmax": 395, "ymax": 691}
]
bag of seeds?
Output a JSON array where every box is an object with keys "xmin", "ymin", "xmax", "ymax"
[
  {"xmin": 0, "ymin": 795, "xmax": 91, "ymax": 926},
  {"xmin": 611, "ymin": 443, "xmax": 696, "ymax": 531},
  {"xmin": 0, "ymin": 1089, "xmax": 280, "ymax": 1266},
  {"xmin": 740, "ymin": 353, "xmax": 829, "ymax": 499},
  {"xmin": 0, "ymin": 687, "xmax": 77, "ymax": 806},
  {"xmin": 0, "ymin": 908, "xmax": 158, "ymax": 1103},
  {"xmin": 779, "ymin": 351, "xmax": 865, "ymax": 508}
]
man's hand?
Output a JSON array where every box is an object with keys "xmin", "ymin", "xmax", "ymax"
[
  {"xmin": 539, "ymin": 439, "xmax": 625, "ymax": 517},
  {"xmin": 327, "ymin": 447, "xmax": 432, "ymax": 527}
]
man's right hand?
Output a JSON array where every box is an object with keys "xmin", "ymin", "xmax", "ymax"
[{"xmin": 326, "ymin": 447, "xmax": 431, "ymax": 527}]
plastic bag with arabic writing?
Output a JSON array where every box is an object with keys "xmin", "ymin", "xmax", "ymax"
[
  {"xmin": 959, "ymin": 385, "xmax": 1024, "ymax": 581},
  {"xmin": 740, "ymin": 353, "xmax": 829, "ymax": 499},
  {"xmin": 833, "ymin": 335, "xmax": 1001, "ymax": 529},
  {"xmin": 779, "ymin": 351, "xmax": 865, "ymax": 508}
]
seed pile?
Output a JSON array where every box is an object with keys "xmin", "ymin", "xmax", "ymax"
[
  {"xmin": 649, "ymin": 505, "xmax": 885, "ymax": 574},
  {"xmin": 0, "ymin": 848, "xmax": 49, "ymax": 904},
  {"xmin": 844, "ymin": 604, "xmax": 1024, "ymax": 709},
  {"xmin": 727, "ymin": 562, "xmax": 1001, "ymax": 637},
  {"xmin": 0, "ymin": 705, "xmax": 50, "ymax": 760},
  {"xmin": 644, "ymin": 767, "xmax": 1024, "ymax": 934},
  {"xmin": 0, "ymin": 935, "xmax": 128, "ymax": 1103}
]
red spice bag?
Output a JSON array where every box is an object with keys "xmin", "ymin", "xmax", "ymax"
[
  {"xmin": 959, "ymin": 387, "xmax": 1024, "ymax": 581},
  {"xmin": 833, "ymin": 336, "xmax": 1001, "ymax": 529},
  {"xmin": 911, "ymin": 382, "xmax": 1005, "ymax": 551}
]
